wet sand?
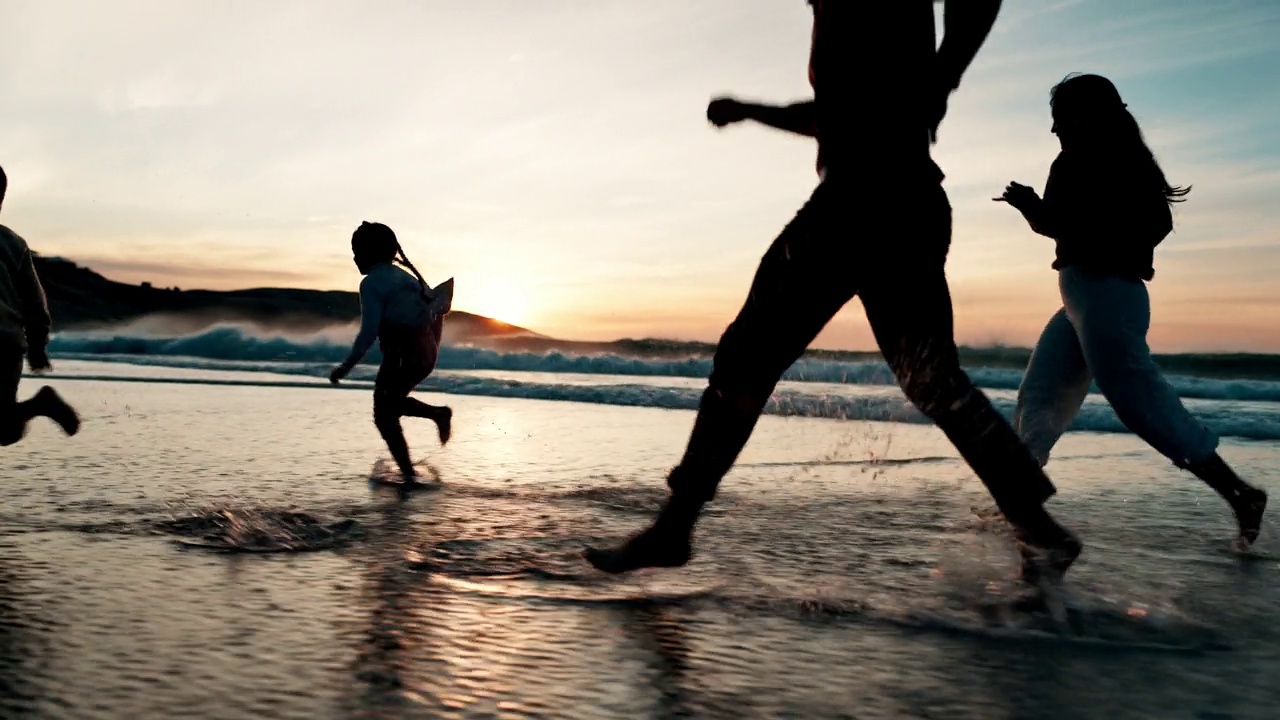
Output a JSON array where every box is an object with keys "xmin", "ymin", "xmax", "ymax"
[{"xmin": 2, "ymin": 367, "xmax": 1278, "ymax": 719}]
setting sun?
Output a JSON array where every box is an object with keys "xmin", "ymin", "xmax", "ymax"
[{"xmin": 458, "ymin": 278, "xmax": 533, "ymax": 328}]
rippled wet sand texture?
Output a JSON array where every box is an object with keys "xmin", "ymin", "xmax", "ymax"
[{"xmin": 2, "ymin": 373, "xmax": 1279, "ymax": 719}]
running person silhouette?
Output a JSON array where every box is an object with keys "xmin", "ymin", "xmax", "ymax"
[
  {"xmin": 998, "ymin": 73, "xmax": 1267, "ymax": 549},
  {"xmin": 330, "ymin": 222, "xmax": 453, "ymax": 482},
  {"xmin": 585, "ymin": 0, "xmax": 1083, "ymax": 580},
  {"xmin": 0, "ymin": 164, "xmax": 81, "ymax": 446}
]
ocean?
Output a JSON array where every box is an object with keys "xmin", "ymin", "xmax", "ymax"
[{"xmin": 2, "ymin": 324, "xmax": 1278, "ymax": 719}]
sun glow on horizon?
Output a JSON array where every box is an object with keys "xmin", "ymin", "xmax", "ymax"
[
  {"xmin": 3, "ymin": 2, "xmax": 1278, "ymax": 350},
  {"xmin": 458, "ymin": 277, "xmax": 534, "ymax": 329}
]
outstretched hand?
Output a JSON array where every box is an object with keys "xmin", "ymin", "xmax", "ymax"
[
  {"xmin": 994, "ymin": 182, "xmax": 1040, "ymax": 212},
  {"xmin": 706, "ymin": 97, "xmax": 749, "ymax": 128},
  {"xmin": 329, "ymin": 365, "xmax": 347, "ymax": 385}
]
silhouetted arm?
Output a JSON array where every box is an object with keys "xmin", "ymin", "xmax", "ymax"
[
  {"xmin": 741, "ymin": 101, "xmax": 817, "ymax": 138},
  {"xmin": 1020, "ymin": 199, "xmax": 1061, "ymax": 239},
  {"xmin": 1021, "ymin": 157, "xmax": 1071, "ymax": 239},
  {"xmin": 937, "ymin": 0, "xmax": 1003, "ymax": 91},
  {"xmin": 340, "ymin": 277, "xmax": 383, "ymax": 371},
  {"xmin": 15, "ymin": 245, "xmax": 51, "ymax": 351}
]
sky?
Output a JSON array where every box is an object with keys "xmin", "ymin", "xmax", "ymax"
[{"xmin": 1, "ymin": 0, "xmax": 1278, "ymax": 352}]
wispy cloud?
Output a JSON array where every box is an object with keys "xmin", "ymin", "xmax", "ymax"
[
  {"xmin": 2, "ymin": 0, "xmax": 1278, "ymax": 350},
  {"xmin": 65, "ymin": 256, "xmax": 323, "ymax": 290}
]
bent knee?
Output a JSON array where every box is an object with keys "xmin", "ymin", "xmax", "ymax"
[
  {"xmin": 899, "ymin": 369, "xmax": 975, "ymax": 419},
  {"xmin": 372, "ymin": 399, "xmax": 399, "ymax": 425},
  {"xmin": 1080, "ymin": 331, "xmax": 1154, "ymax": 380},
  {"xmin": 706, "ymin": 346, "xmax": 778, "ymax": 416},
  {"xmin": 704, "ymin": 383, "xmax": 773, "ymax": 419},
  {"xmin": 708, "ymin": 344, "xmax": 786, "ymax": 408}
]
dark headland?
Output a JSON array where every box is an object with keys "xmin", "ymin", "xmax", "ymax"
[{"xmin": 34, "ymin": 255, "xmax": 1280, "ymax": 380}]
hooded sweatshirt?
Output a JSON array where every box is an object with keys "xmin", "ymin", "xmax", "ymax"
[
  {"xmin": 1039, "ymin": 150, "xmax": 1173, "ymax": 281},
  {"xmin": 0, "ymin": 224, "xmax": 51, "ymax": 352}
]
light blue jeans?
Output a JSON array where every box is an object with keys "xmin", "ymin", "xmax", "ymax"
[{"xmin": 1014, "ymin": 266, "xmax": 1218, "ymax": 468}]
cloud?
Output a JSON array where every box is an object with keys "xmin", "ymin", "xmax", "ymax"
[
  {"xmin": 2, "ymin": 0, "xmax": 1278, "ymax": 350},
  {"xmin": 61, "ymin": 255, "xmax": 327, "ymax": 290},
  {"xmin": 97, "ymin": 71, "xmax": 220, "ymax": 114}
]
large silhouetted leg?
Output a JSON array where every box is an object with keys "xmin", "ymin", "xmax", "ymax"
[
  {"xmin": 1061, "ymin": 268, "xmax": 1266, "ymax": 546},
  {"xmin": 585, "ymin": 183, "xmax": 860, "ymax": 573},
  {"xmin": 860, "ymin": 265, "xmax": 1078, "ymax": 576},
  {"xmin": 0, "ymin": 351, "xmax": 78, "ymax": 445},
  {"xmin": 1014, "ymin": 308, "xmax": 1093, "ymax": 467}
]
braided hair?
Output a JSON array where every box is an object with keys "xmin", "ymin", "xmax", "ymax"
[{"xmin": 351, "ymin": 221, "xmax": 430, "ymax": 300}]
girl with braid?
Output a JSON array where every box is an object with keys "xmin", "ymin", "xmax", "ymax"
[{"xmin": 331, "ymin": 221, "xmax": 454, "ymax": 482}]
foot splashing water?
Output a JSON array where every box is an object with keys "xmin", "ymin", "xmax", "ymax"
[{"xmin": 158, "ymin": 502, "xmax": 361, "ymax": 553}]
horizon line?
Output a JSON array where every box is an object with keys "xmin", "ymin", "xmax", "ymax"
[{"xmin": 38, "ymin": 254, "xmax": 1280, "ymax": 359}]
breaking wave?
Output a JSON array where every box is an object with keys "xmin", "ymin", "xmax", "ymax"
[{"xmin": 48, "ymin": 324, "xmax": 1280, "ymax": 404}]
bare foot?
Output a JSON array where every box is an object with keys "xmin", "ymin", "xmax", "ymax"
[
  {"xmin": 1232, "ymin": 487, "xmax": 1268, "ymax": 549},
  {"xmin": 1015, "ymin": 526, "xmax": 1083, "ymax": 587},
  {"xmin": 34, "ymin": 387, "xmax": 80, "ymax": 436},
  {"xmin": 584, "ymin": 499, "xmax": 698, "ymax": 574},
  {"xmin": 436, "ymin": 407, "xmax": 452, "ymax": 446},
  {"xmin": 584, "ymin": 524, "xmax": 693, "ymax": 574}
]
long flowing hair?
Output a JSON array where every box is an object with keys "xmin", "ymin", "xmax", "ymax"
[{"xmin": 1050, "ymin": 73, "xmax": 1190, "ymax": 205}]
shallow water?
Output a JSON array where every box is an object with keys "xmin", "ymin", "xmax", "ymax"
[{"xmin": 2, "ymin": 362, "xmax": 1279, "ymax": 719}]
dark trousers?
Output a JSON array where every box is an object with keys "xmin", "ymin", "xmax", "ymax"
[
  {"xmin": 0, "ymin": 348, "xmax": 32, "ymax": 445},
  {"xmin": 666, "ymin": 177, "xmax": 1057, "ymax": 518},
  {"xmin": 373, "ymin": 317, "xmax": 445, "ymax": 474}
]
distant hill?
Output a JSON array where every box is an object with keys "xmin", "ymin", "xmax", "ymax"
[
  {"xmin": 33, "ymin": 254, "xmax": 541, "ymax": 346},
  {"xmin": 32, "ymin": 255, "xmax": 1280, "ymax": 380}
]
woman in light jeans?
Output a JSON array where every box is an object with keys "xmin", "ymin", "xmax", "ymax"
[{"xmin": 997, "ymin": 73, "xmax": 1267, "ymax": 549}]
